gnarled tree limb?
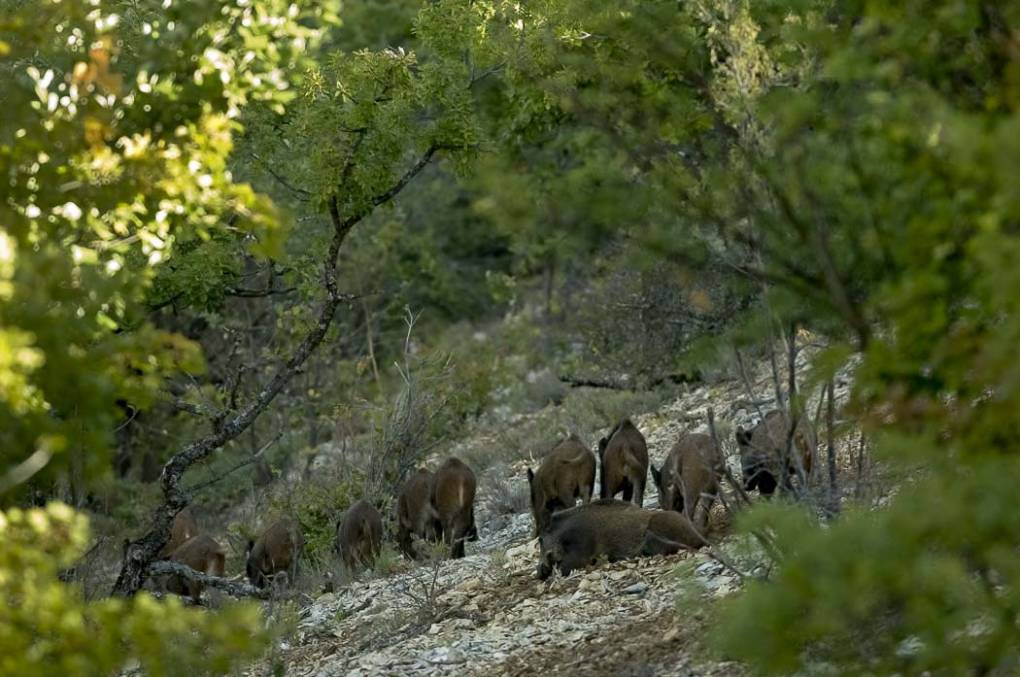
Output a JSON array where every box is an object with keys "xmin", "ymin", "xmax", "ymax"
[
  {"xmin": 112, "ymin": 146, "xmax": 446, "ymax": 597},
  {"xmin": 149, "ymin": 560, "xmax": 270, "ymax": 599}
]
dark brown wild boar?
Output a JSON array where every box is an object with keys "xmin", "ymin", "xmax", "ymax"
[
  {"xmin": 336, "ymin": 499, "xmax": 383, "ymax": 571},
  {"xmin": 650, "ymin": 432, "xmax": 721, "ymax": 531},
  {"xmin": 396, "ymin": 468, "xmax": 440, "ymax": 559},
  {"xmin": 736, "ymin": 410, "xmax": 813, "ymax": 496},
  {"xmin": 526, "ymin": 434, "xmax": 596, "ymax": 536},
  {"xmin": 536, "ymin": 499, "xmax": 705, "ymax": 579},
  {"xmin": 246, "ymin": 517, "xmax": 304, "ymax": 588},
  {"xmin": 159, "ymin": 507, "xmax": 199, "ymax": 558},
  {"xmin": 164, "ymin": 534, "xmax": 226, "ymax": 603},
  {"xmin": 597, "ymin": 419, "xmax": 649, "ymax": 505},
  {"xmin": 640, "ymin": 510, "xmax": 708, "ymax": 556},
  {"xmin": 431, "ymin": 457, "xmax": 477, "ymax": 559}
]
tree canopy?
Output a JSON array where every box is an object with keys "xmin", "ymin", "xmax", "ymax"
[{"xmin": 2, "ymin": 0, "xmax": 1019, "ymax": 672}]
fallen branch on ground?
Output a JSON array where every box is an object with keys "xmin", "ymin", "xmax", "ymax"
[{"xmin": 149, "ymin": 560, "xmax": 270, "ymax": 599}]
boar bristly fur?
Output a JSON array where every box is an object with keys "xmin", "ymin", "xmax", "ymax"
[
  {"xmin": 736, "ymin": 410, "xmax": 813, "ymax": 496},
  {"xmin": 164, "ymin": 534, "xmax": 226, "ymax": 603},
  {"xmin": 336, "ymin": 499, "xmax": 383, "ymax": 571},
  {"xmin": 431, "ymin": 457, "xmax": 477, "ymax": 559},
  {"xmin": 597, "ymin": 419, "xmax": 649, "ymax": 505},
  {"xmin": 159, "ymin": 507, "xmax": 199, "ymax": 559},
  {"xmin": 650, "ymin": 432, "xmax": 721, "ymax": 531},
  {"xmin": 396, "ymin": 468, "xmax": 440, "ymax": 560},
  {"xmin": 537, "ymin": 500, "xmax": 705, "ymax": 579},
  {"xmin": 526, "ymin": 434, "xmax": 596, "ymax": 537},
  {"xmin": 246, "ymin": 517, "xmax": 304, "ymax": 589}
]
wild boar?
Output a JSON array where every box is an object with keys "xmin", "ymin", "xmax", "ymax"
[
  {"xmin": 736, "ymin": 410, "xmax": 813, "ymax": 496},
  {"xmin": 246, "ymin": 517, "xmax": 304, "ymax": 589},
  {"xmin": 536, "ymin": 500, "xmax": 705, "ymax": 579},
  {"xmin": 396, "ymin": 468, "xmax": 440, "ymax": 559},
  {"xmin": 650, "ymin": 432, "xmax": 721, "ymax": 531},
  {"xmin": 526, "ymin": 434, "xmax": 597, "ymax": 536},
  {"xmin": 164, "ymin": 534, "xmax": 226, "ymax": 603},
  {"xmin": 336, "ymin": 499, "xmax": 383, "ymax": 571},
  {"xmin": 159, "ymin": 507, "xmax": 199, "ymax": 558},
  {"xmin": 597, "ymin": 419, "xmax": 649, "ymax": 505},
  {"xmin": 431, "ymin": 457, "xmax": 477, "ymax": 559},
  {"xmin": 641, "ymin": 510, "xmax": 708, "ymax": 556}
]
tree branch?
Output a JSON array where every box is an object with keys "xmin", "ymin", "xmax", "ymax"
[
  {"xmin": 226, "ymin": 286, "xmax": 297, "ymax": 298},
  {"xmin": 185, "ymin": 432, "xmax": 282, "ymax": 494},
  {"xmin": 559, "ymin": 371, "xmax": 701, "ymax": 391},
  {"xmin": 112, "ymin": 146, "xmax": 446, "ymax": 597},
  {"xmin": 148, "ymin": 561, "xmax": 270, "ymax": 599}
]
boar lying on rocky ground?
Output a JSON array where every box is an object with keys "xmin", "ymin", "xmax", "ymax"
[
  {"xmin": 527, "ymin": 434, "xmax": 596, "ymax": 536},
  {"xmin": 246, "ymin": 516, "xmax": 304, "ymax": 588},
  {"xmin": 431, "ymin": 457, "xmax": 478, "ymax": 559},
  {"xmin": 597, "ymin": 419, "xmax": 649, "ymax": 506},
  {"xmin": 737, "ymin": 410, "xmax": 813, "ymax": 496},
  {"xmin": 651, "ymin": 432, "xmax": 722, "ymax": 531},
  {"xmin": 536, "ymin": 499, "xmax": 706, "ymax": 579},
  {"xmin": 336, "ymin": 499, "xmax": 383, "ymax": 571},
  {"xmin": 163, "ymin": 533, "xmax": 226, "ymax": 603}
]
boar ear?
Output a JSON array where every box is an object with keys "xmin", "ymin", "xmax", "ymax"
[{"xmin": 526, "ymin": 467, "xmax": 535, "ymax": 484}]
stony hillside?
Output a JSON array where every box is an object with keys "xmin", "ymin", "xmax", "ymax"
[{"xmin": 263, "ymin": 350, "xmax": 857, "ymax": 676}]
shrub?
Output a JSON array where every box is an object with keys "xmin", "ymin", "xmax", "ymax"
[
  {"xmin": 717, "ymin": 457, "xmax": 1020, "ymax": 672},
  {"xmin": 270, "ymin": 468, "xmax": 363, "ymax": 566},
  {"xmin": 482, "ymin": 464, "xmax": 530, "ymax": 516},
  {"xmin": 0, "ymin": 503, "xmax": 266, "ymax": 675}
]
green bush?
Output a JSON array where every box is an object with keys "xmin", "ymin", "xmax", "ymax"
[
  {"xmin": 718, "ymin": 457, "xmax": 1020, "ymax": 673},
  {"xmin": 271, "ymin": 469, "xmax": 364, "ymax": 565},
  {"xmin": 0, "ymin": 503, "xmax": 266, "ymax": 675}
]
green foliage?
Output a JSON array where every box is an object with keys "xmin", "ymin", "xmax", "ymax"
[
  {"xmin": 0, "ymin": 0, "xmax": 337, "ymax": 496},
  {"xmin": 0, "ymin": 503, "xmax": 266, "ymax": 675},
  {"xmin": 273, "ymin": 469, "xmax": 363, "ymax": 565},
  {"xmin": 448, "ymin": 0, "xmax": 1020, "ymax": 671},
  {"xmin": 685, "ymin": 0, "xmax": 1020, "ymax": 672},
  {"xmin": 719, "ymin": 458, "xmax": 1020, "ymax": 673}
]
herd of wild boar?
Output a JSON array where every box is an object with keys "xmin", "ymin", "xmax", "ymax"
[{"xmin": 155, "ymin": 411, "xmax": 810, "ymax": 598}]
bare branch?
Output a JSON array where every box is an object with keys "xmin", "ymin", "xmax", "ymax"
[
  {"xmin": 149, "ymin": 561, "xmax": 270, "ymax": 599},
  {"xmin": 252, "ymin": 153, "xmax": 312, "ymax": 201},
  {"xmin": 112, "ymin": 146, "xmax": 448, "ymax": 597},
  {"xmin": 170, "ymin": 399, "xmax": 213, "ymax": 418},
  {"xmin": 185, "ymin": 432, "xmax": 282, "ymax": 494},
  {"xmin": 226, "ymin": 286, "xmax": 297, "ymax": 298}
]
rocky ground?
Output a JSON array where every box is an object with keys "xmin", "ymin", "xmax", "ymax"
[{"xmin": 256, "ymin": 348, "xmax": 860, "ymax": 677}]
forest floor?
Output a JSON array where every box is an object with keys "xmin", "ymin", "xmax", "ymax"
[{"xmin": 257, "ymin": 348, "xmax": 861, "ymax": 676}]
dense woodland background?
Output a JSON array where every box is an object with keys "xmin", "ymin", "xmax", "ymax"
[{"xmin": 2, "ymin": 0, "xmax": 1019, "ymax": 674}]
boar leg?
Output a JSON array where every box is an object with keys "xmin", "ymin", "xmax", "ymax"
[
  {"xmin": 579, "ymin": 479, "xmax": 593, "ymax": 504},
  {"xmin": 634, "ymin": 475, "xmax": 646, "ymax": 507},
  {"xmin": 640, "ymin": 531, "xmax": 685, "ymax": 557},
  {"xmin": 696, "ymin": 490, "xmax": 715, "ymax": 533},
  {"xmin": 187, "ymin": 580, "xmax": 203, "ymax": 604}
]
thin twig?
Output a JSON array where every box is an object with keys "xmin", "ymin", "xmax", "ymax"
[{"xmin": 185, "ymin": 432, "xmax": 283, "ymax": 494}]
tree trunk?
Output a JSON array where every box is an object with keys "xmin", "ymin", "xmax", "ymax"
[
  {"xmin": 826, "ymin": 378, "xmax": 839, "ymax": 515},
  {"xmin": 111, "ymin": 147, "xmax": 445, "ymax": 597}
]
